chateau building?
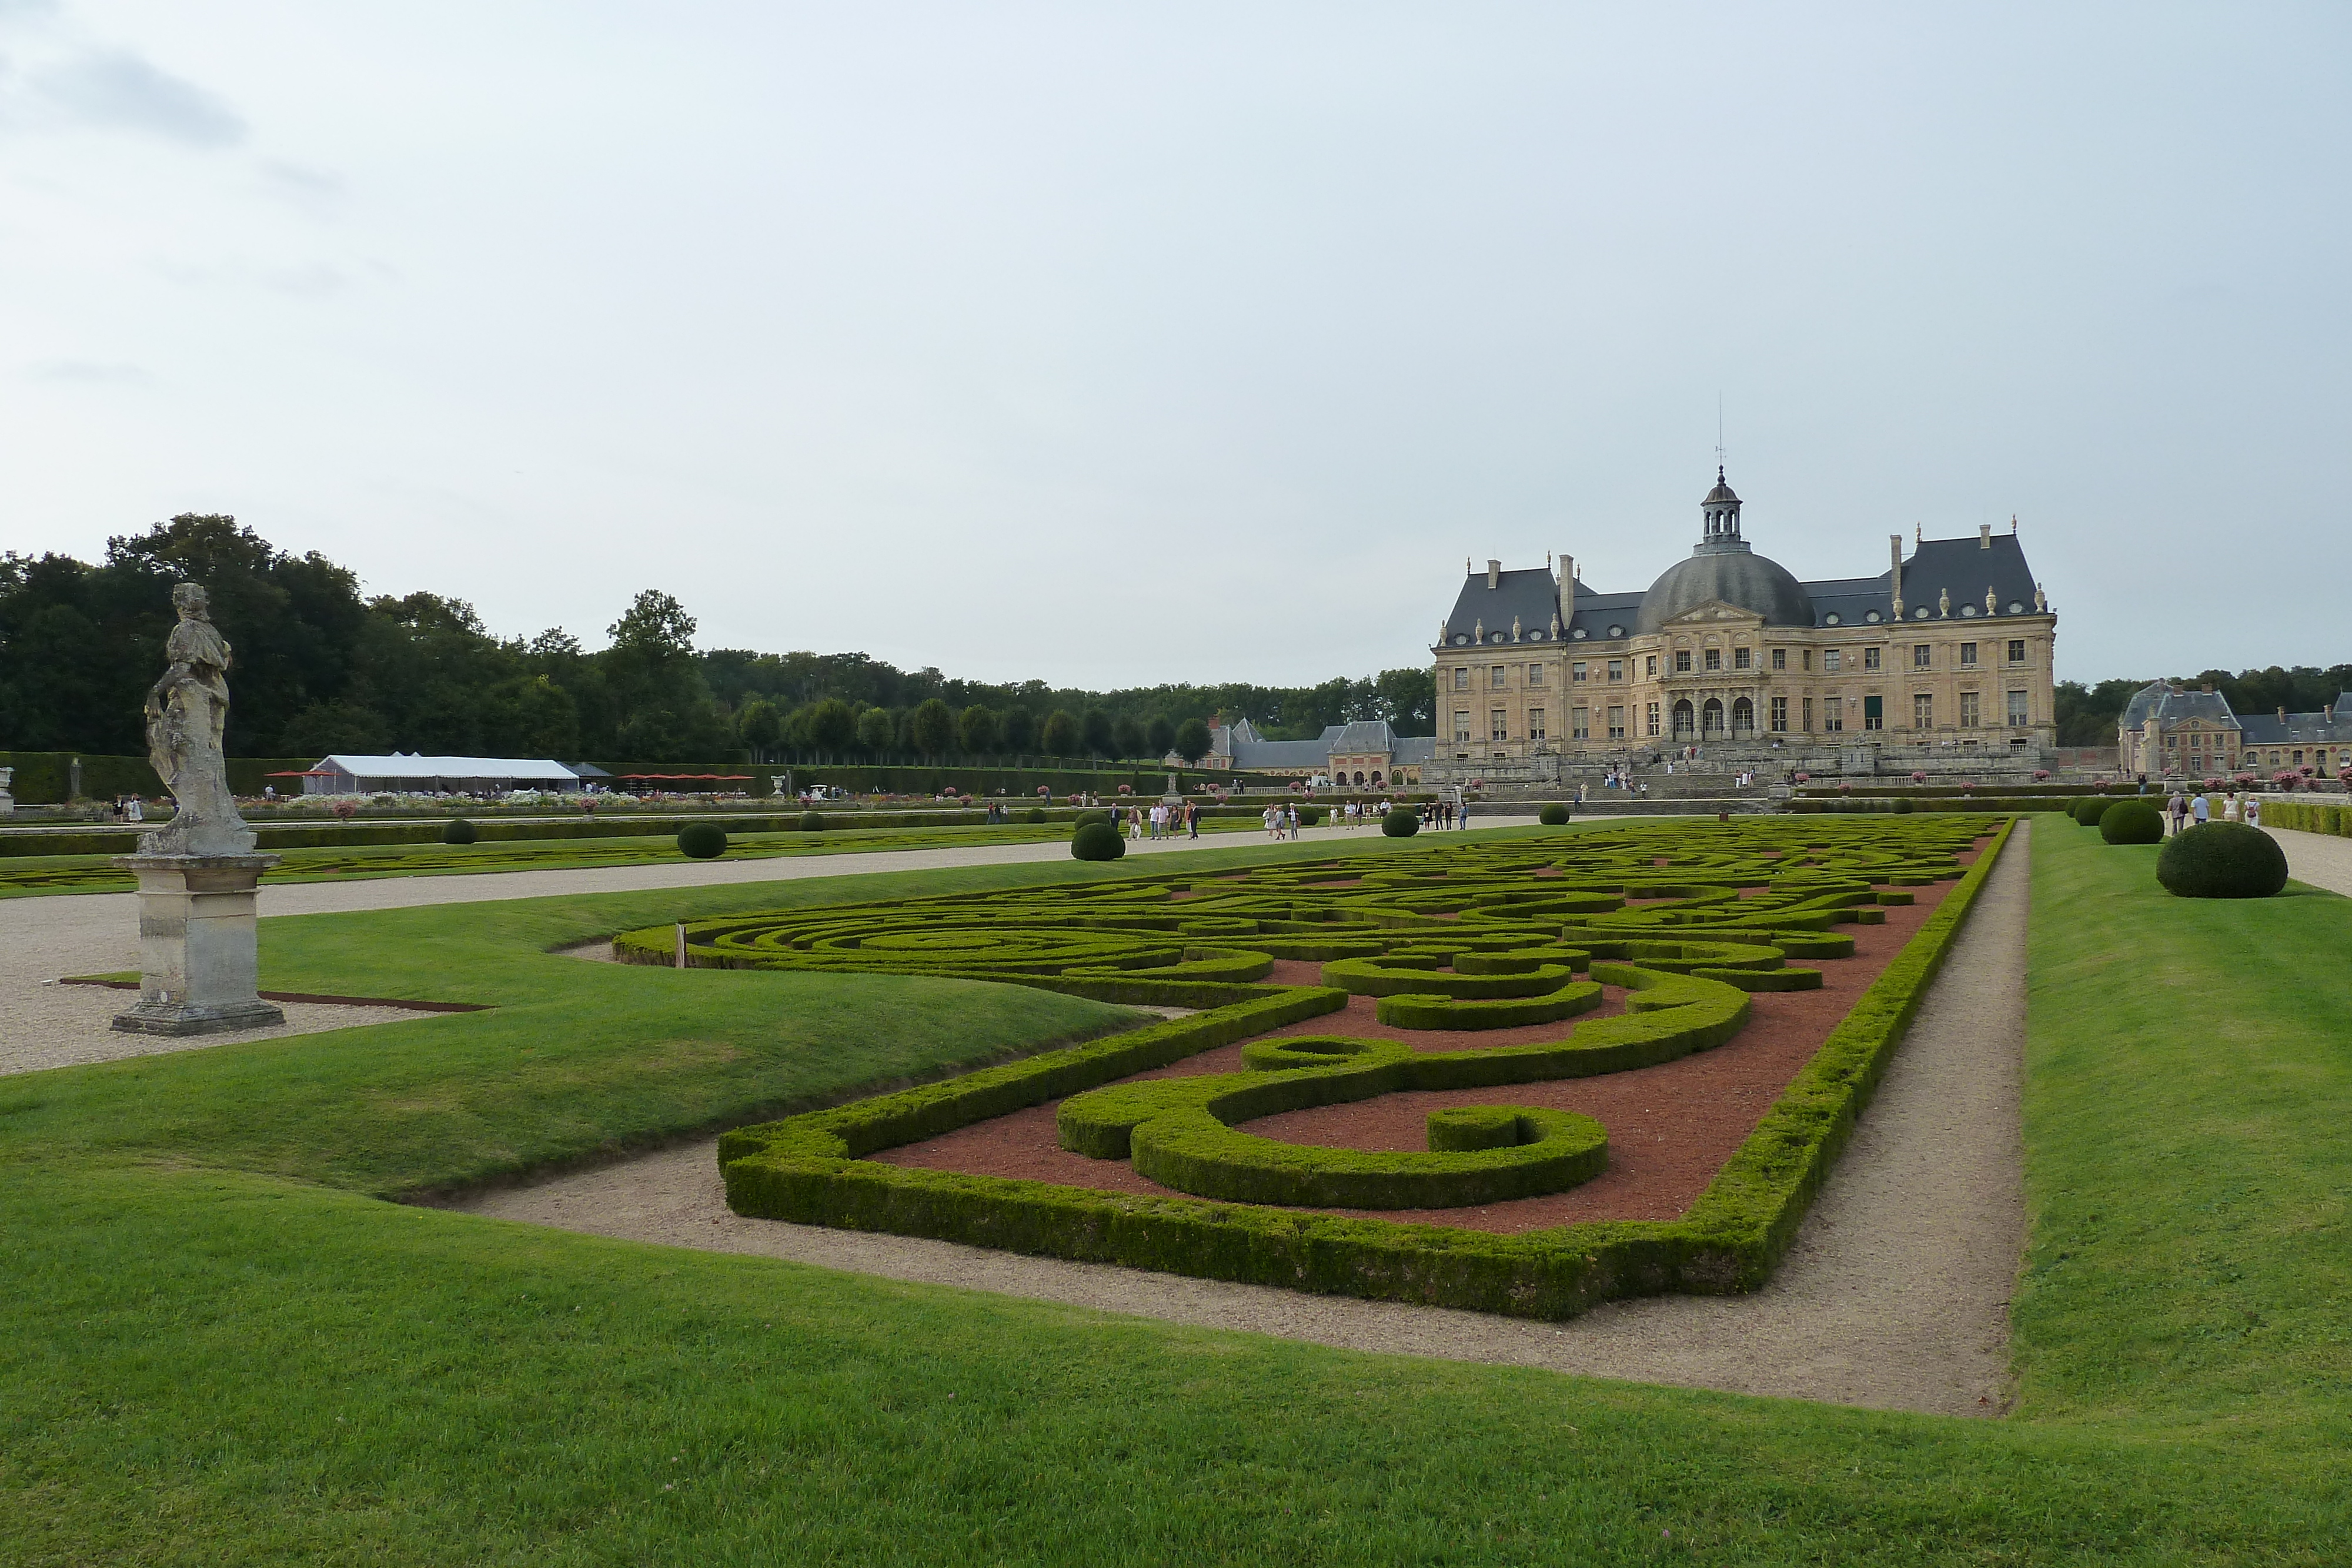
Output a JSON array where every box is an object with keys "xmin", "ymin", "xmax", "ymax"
[
  {"xmin": 1431, "ymin": 471, "xmax": 2059, "ymax": 763},
  {"xmin": 2118, "ymin": 681, "xmax": 2352, "ymax": 778}
]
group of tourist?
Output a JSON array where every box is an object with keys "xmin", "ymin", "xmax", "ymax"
[
  {"xmin": 1125, "ymin": 801, "xmax": 1200, "ymax": 840},
  {"xmin": 2168, "ymin": 790, "xmax": 2261, "ymax": 833}
]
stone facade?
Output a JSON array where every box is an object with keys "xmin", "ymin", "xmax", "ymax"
[{"xmin": 1431, "ymin": 472, "xmax": 2058, "ymax": 768}]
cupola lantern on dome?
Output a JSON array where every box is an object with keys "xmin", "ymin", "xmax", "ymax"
[
  {"xmin": 1631, "ymin": 467, "xmax": 1816, "ymax": 633},
  {"xmin": 1699, "ymin": 466, "xmax": 1744, "ymax": 551}
]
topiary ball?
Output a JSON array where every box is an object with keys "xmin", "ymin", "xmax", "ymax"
[
  {"xmin": 1538, "ymin": 803, "xmax": 1570, "ymax": 825},
  {"xmin": 1073, "ymin": 809, "xmax": 1112, "ymax": 829},
  {"xmin": 1381, "ymin": 807, "xmax": 1421, "ymax": 838},
  {"xmin": 799, "ymin": 811, "xmax": 825, "ymax": 833},
  {"xmin": 677, "ymin": 822, "xmax": 728, "ymax": 859},
  {"xmin": 440, "ymin": 817, "xmax": 477, "ymax": 845},
  {"xmin": 1071, "ymin": 821, "xmax": 1125, "ymax": 861},
  {"xmin": 2099, "ymin": 800, "xmax": 2164, "ymax": 845},
  {"xmin": 1296, "ymin": 805, "xmax": 1321, "ymax": 827},
  {"xmin": 1025, "ymin": 807, "xmax": 1048, "ymax": 824},
  {"xmin": 2156, "ymin": 821, "xmax": 2288, "ymax": 898},
  {"xmin": 2076, "ymin": 797, "xmax": 2114, "ymax": 827}
]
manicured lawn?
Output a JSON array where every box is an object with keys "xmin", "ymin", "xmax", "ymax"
[{"xmin": 2, "ymin": 815, "xmax": 2348, "ymax": 1563}]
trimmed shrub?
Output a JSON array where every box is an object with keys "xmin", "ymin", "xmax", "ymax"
[
  {"xmin": 799, "ymin": 811, "xmax": 826, "ymax": 833},
  {"xmin": 2156, "ymin": 821, "xmax": 2288, "ymax": 898},
  {"xmin": 1074, "ymin": 809, "xmax": 1113, "ymax": 830},
  {"xmin": 1382, "ymin": 807, "xmax": 1421, "ymax": 838},
  {"xmin": 2075, "ymin": 796, "xmax": 2114, "ymax": 827},
  {"xmin": 1025, "ymin": 807, "xmax": 1049, "ymax": 824},
  {"xmin": 1538, "ymin": 803, "xmax": 1571, "ymax": 825},
  {"xmin": 677, "ymin": 821, "xmax": 728, "ymax": 859},
  {"xmin": 440, "ymin": 817, "xmax": 477, "ymax": 845},
  {"xmin": 2099, "ymin": 800, "xmax": 2164, "ymax": 845},
  {"xmin": 1297, "ymin": 805, "xmax": 1322, "ymax": 827},
  {"xmin": 1071, "ymin": 821, "xmax": 1125, "ymax": 861}
]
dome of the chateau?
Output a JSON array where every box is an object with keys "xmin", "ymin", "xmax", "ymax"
[
  {"xmin": 1634, "ymin": 550, "xmax": 1816, "ymax": 632},
  {"xmin": 1632, "ymin": 467, "xmax": 1816, "ymax": 633}
]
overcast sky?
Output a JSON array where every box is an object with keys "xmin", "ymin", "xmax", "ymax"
[{"xmin": 4, "ymin": 3, "xmax": 2346, "ymax": 689}]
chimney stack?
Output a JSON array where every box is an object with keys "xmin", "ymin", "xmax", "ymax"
[
  {"xmin": 1979, "ymin": 523, "xmax": 1992, "ymax": 550},
  {"xmin": 1558, "ymin": 554, "xmax": 1575, "ymax": 629},
  {"xmin": 1486, "ymin": 559, "xmax": 1501, "ymax": 590},
  {"xmin": 1889, "ymin": 534, "xmax": 1905, "ymax": 617}
]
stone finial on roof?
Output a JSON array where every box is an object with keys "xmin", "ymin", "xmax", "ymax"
[
  {"xmin": 1549, "ymin": 611, "xmax": 1561, "ymax": 638},
  {"xmin": 1511, "ymin": 615, "xmax": 1521, "ymax": 641},
  {"xmin": 1986, "ymin": 585, "xmax": 1997, "ymax": 613},
  {"xmin": 1472, "ymin": 618, "xmax": 1483, "ymax": 641},
  {"xmin": 2034, "ymin": 583, "xmax": 2047, "ymax": 612},
  {"xmin": 1939, "ymin": 587, "xmax": 1950, "ymax": 618}
]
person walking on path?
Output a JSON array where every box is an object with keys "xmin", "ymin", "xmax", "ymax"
[
  {"xmin": 1186, "ymin": 802, "xmax": 1200, "ymax": 838},
  {"xmin": 2246, "ymin": 794, "xmax": 2262, "ymax": 827},
  {"xmin": 2166, "ymin": 790, "xmax": 2188, "ymax": 835},
  {"xmin": 2223, "ymin": 792, "xmax": 2241, "ymax": 823},
  {"xmin": 2191, "ymin": 793, "xmax": 2210, "ymax": 827}
]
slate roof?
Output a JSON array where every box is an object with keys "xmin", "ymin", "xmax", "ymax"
[
  {"xmin": 1437, "ymin": 534, "xmax": 2046, "ymax": 643},
  {"xmin": 1226, "ymin": 718, "xmax": 1441, "ymax": 773}
]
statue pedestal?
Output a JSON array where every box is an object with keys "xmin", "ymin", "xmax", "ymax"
[{"xmin": 109, "ymin": 854, "xmax": 284, "ymax": 1037}]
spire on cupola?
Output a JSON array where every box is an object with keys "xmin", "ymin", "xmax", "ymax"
[{"xmin": 1696, "ymin": 466, "xmax": 1748, "ymax": 554}]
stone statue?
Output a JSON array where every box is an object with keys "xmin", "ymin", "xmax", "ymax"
[
  {"xmin": 1938, "ymin": 587, "xmax": 1951, "ymax": 618},
  {"xmin": 139, "ymin": 583, "xmax": 256, "ymax": 857}
]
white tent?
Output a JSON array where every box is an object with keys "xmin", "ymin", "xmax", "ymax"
[{"xmin": 293, "ymin": 754, "xmax": 580, "ymax": 795}]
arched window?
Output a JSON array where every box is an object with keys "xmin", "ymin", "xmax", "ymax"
[
  {"xmin": 1672, "ymin": 700, "xmax": 1695, "ymax": 739},
  {"xmin": 1371, "ymin": 771, "xmax": 1384, "ymax": 786},
  {"xmin": 1732, "ymin": 697, "xmax": 1755, "ymax": 733},
  {"xmin": 1702, "ymin": 698, "xmax": 1725, "ymax": 735},
  {"xmin": 1353, "ymin": 770, "xmax": 1366, "ymax": 785}
]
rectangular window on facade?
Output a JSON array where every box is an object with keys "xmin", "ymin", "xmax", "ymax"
[
  {"xmin": 1491, "ymin": 665, "xmax": 1508, "ymax": 688},
  {"xmin": 1606, "ymin": 659, "xmax": 1623, "ymax": 683},
  {"xmin": 1770, "ymin": 695, "xmax": 1789, "ymax": 731},
  {"xmin": 1704, "ymin": 648, "xmax": 1722, "ymax": 671},
  {"xmin": 1608, "ymin": 705, "xmax": 1625, "ymax": 740},
  {"xmin": 1864, "ymin": 647, "xmax": 1882, "ymax": 671},
  {"xmin": 1530, "ymin": 708, "xmax": 1548, "ymax": 739},
  {"xmin": 1771, "ymin": 647, "xmax": 1786, "ymax": 671},
  {"xmin": 1674, "ymin": 650, "xmax": 1692, "ymax": 673},
  {"xmin": 1453, "ymin": 710, "xmax": 1470, "ymax": 741},
  {"xmin": 1528, "ymin": 663, "xmax": 1544, "ymax": 684},
  {"xmin": 1824, "ymin": 696, "xmax": 1843, "ymax": 732},
  {"xmin": 1824, "ymin": 649, "xmax": 1842, "ymax": 672},
  {"xmin": 1454, "ymin": 667, "xmax": 1470, "ymax": 690},
  {"xmin": 1645, "ymin": 655, "xmax": 1658, "ymax": 677},
  {"xmin": 1734, "ymin": 647, "xmax": 1752, "ymax": 670},
  {"xmin": 1803, "ymin": 648, "xmax": 1813, "ymax": 671},
  {"xmin": 1645, "ymin": 701, "xmax": 1661, "ymax": 737},
  {"xmin": 1490, "ymin": 709, "xmax": 1508, "ymax": 741},
  {"xmin": 1913, "ymin": 693, "xmax": 1934, "ymax": 728},
  {"xmin": 1960, "ymin": 691, "xmax": 1980, "ymax": 728},
  {"xmin": 1803, "ymin": 696, "xmax": 1815, "ymax": 731},
  {"xmin": 1913, "ymin": 644, "xmax": 1932, "ymax": 669},
  {"xmin": 1863, "ymin": 695, "xmax": 1885, "ymax": 731},
  {"xmin": 1960, "ymin": 641, "xmax": 1978, "ymax": 667},
  {"xmin": 1571, "ymin": 662, "xmax": 1587, "ymax": 683},
  {"xmin": 2007, "ymin": 640, "xmax": 2026, "ymax": 664},
  {"xmin": 2007, "ymin": 690, "xmax": 2029, "ymax": 727},
  {"xmin": 1569, "ymin": 707, "xmax": 1587, "ymax": 740}
]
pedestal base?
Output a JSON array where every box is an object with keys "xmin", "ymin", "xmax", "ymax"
[{"xmin": 109, "ymin": 853, "xmax": 285, "ymax": 1038}]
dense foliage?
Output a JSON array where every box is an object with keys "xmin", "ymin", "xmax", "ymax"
[
  {"xmin": 1070, "ymin": 821, "xmax": 1125, "ymax": 861},
  {"xmin": 2099, "ymin": 800, "xmax": 2165, "ymax": 844},
  {"xmin": 2155, "ymin": 821, "xmax": 2288, "ymax": 898},
  {"xmin": 676, "ymin": 822, "xmax": 729, "ymax": 860},
  {"xmin": 1, "ymin": 516, "xmax": 1435, "ymax": 764}
]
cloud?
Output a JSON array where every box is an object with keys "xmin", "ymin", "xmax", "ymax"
[
  {"xmin": 26, "ymin": 359, "xmax": 151, "ymax": 385},
  {"xmin": 256, "ymin": 158, "xmax": 344, "ymax": 214},
  {"xmin": 29, "ymin": 47, "xmax": 243, "ymax": 146}
]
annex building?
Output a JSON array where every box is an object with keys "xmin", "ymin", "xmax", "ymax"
[
  {"xmin": 1432, "ymin": 470, "xmax": 2059, "ymax": 765},
  {"xmin": 2117, "ymin": 682, "xmax": 2352, "ymax": 779},
  {"xmin": 1196, "ymin": 718, "xmax": 1435, "ymax": 787}
]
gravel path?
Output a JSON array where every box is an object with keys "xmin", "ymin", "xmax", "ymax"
[
  {"xmin": 0, "ymin": 819, "xmax": 1536, "ymax": 1078},
  {"xmin": 448, "ymin": 822, "xmax": 2032, "ymax": 1416},
  {"xmin": 2263, "ymin": 824, "xmax": 2352, "ymax": 898}
]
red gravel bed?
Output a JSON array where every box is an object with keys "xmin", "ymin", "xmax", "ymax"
[{"xmin": 871, "ymin": 852, "xmax": 1975, "ymax": 1233}]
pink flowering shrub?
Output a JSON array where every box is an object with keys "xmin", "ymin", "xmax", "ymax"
[
  {"xmin": 1910, "ymin": 771, "xmax": 1927, "ymax": 784},
  {"xmin": 2033, "ymin": 769, "xmax": 2051, "ymax": 781}
]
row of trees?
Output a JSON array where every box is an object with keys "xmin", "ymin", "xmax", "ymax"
[
  {"xmin": 0, "ymin": 514, "xmax": 1435, "ymax": 763},
  {"xmin": 752, "ymin": 698, "xmax": 1215, "ymax": 767}
]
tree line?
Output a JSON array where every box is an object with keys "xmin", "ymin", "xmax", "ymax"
[{"xmin": 0, "ymin": 514, "xmax": 1438, "ymax": 764}]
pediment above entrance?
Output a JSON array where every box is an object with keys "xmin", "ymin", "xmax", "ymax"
[{"xmin": 1661, "ymin": 601, "xmax": 1762, "ymax": 628}]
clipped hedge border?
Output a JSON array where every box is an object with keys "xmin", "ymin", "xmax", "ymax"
[
  {"xmin": 2259, "ymin": 798, "xmax": 2352, "ymax": 837},
  {"xmin": 1374, "ymin": 980, "xmax": 1605, "ymax": 1030},
  {"xmin": 716, "ymin": 818, "xmax": 2014, "ymax": 1319}
]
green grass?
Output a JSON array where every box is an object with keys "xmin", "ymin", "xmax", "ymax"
[
  {"xmin": 0, "ymin": 817, "xmax": 1275, "ymax": 897},
  {"xmin": 2, "ymin": 815, "xmax": 2349, "ymax": 1562}
]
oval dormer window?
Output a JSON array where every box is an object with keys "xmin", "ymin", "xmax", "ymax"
[
  {"xmin": 1823, "ymin": 613, "xmax": 1842, "ymax": 626},
  {"xmin": 1606, "ymin": 624, "xmax": 1625, "ymax": 638},
  {"xmin": 1489, "ymin": 631, "xmax": 1506, "ymax": 643},
  {"xmin": 1452, "ymin": 634, "xmax": 1469, "ymax": 646},
  {"xmin": 1913, "ymin": 606, "xmax": 1930, "ymax": 619},
  {"xmin": 1864, "ymin": 610, "xmax": 1882, "ymax": 624},
  {"xmin": 2007, "ymin": 600, "xmax": 2026, "ymax": 614},
  {"xmin": 1527, "ymin": 630, "xmax": 1544, "ymax": 641},
  {"xmin": 1571, "ymin": 628, "xmax": 1588, "ymax": 640},
  {"xmin": 1960, "ymin": 604, "xmax": 1979, "ymax": 617}
]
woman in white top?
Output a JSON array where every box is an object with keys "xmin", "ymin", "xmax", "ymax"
[{"xmin": 2223, "ymin": 793, "xmax": 2241, "ymax": 823}]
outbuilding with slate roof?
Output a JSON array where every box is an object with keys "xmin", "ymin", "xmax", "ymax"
[{"xmin": 1432, "ymin": 469, "xmax": 2058, "ymax": 762}]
